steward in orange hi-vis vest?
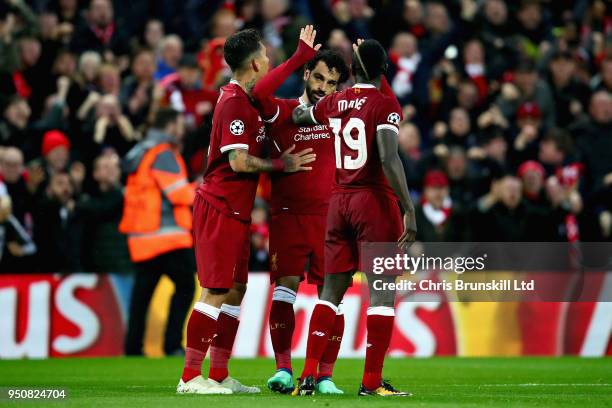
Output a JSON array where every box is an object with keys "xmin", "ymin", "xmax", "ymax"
[{"xmin": 119, "ymin": 128, "xmax": 195, "ymax": 263}]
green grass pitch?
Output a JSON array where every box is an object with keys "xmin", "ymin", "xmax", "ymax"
[{"xmin": 0, "ymin": 357, "xmax": 610, "ymax": 407}]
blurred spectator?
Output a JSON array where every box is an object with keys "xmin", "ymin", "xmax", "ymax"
[
  {"xmin": 444, "ymin": 146, "xmax": 479, "ymax": 210},
  {"xmin": 592, "ymin": 56, "xmax": 612, "ymax": 93},
  {"xmin": 461, "ymin": 39, "xmax": 488, "ymax": 103},
  {"xmin": 75, "ymin": 51, "xmax": 102, "ymax": 93},
  {"xmin": 474, "ymin": 175, "xmax": 554, "ymax": 241},
  {"xmin": 261, "ymin": 0, "xmax": 308, "ymax": 60},
  {"xmin": 0, "ymin": 149, "xmax": 36, "ymax": 272},
  {"xmin": 120, "ymin": 48, "xmax": 156, "ymax": 127},
  {"xmin": 199, "ymin": 37, "xmax": 229, "ymax": 88},
  {"xmin": 33, "ymin": 171, "xmax": 82, "ymax": 271},
  {"xmin": 209, "ymin": 7, "xmax": 238, "ymax": 39},
  {"xmin": 0, "ymin": 0, "xmax": 39, "ymax": 75},
  {"xmin": 388, "ymin": 32, "xmax": 421, "ymax": 100},
  {"xmin": 132, "ymin": 19, "xmax": 164, "ymax": 52},
  {"xmin": 154, "ymin": 34, "xmax": 183, "ymax": 81},
  {"xmin": 0, "ymin": 146, "xmax": 35, "ymax": 225},
  {"xmin": 415, "ymin": 170, "xmax": 469, "ymax": 242},
  {"xmin": 538, "ymin": 127, "xmax": 574, "ymax": 174},
  {"xmin": 478, "ymin": 0, "xmax": 518, "ymax": 80},
  {"xmin": 70, "ymin": 0, "xmax": 129, "ymax": 60},
  {"xmin": 0, "ymin": 76, "xmax": 70, "ymax": 159},
  {"xmin": 547, "ymin": 50, "xmax": 591, "ymax": 128},
  {"xmin": 88, "ymin": 94, "xmax": 136, "ymax": 158},
  {"xmin": 398, "ymin": 121, "xmax": 423, "ymax": 188},
  {"xmin": 50, "ymin": 0, "xmax": 83, "ymax": 28},
  {"xmin": 79, "ymin": 152, "xmax": 133, "ymax": 274},
  {"xmin": 433, "ymin": 107, "xmax": 477, "ymax": 149},
  {"xmin": 516, "ymin": 0, "xmax": 553, "ymax": 60},
  {"xmin": 575, "ymin": 91, "xmax": 612, "ymax": 193},
  {"xmin": 495, "ymin": 59, "xmax": 556, "ymax": 129},
  {"xmin": 0, "ymin": 95, "xmax": 31, "ymax": 149},
  {"xmin": 39, "ymin": 129, "xmax": 70, "ymax": 175},
  {"xmin": 160, "ymin": 54, "xmax": 218, "ymax": 131},
  {"xmin": 517, "ymin": 160, "xmax": 547, "ymax": 207},
  {"xmin": 510, "ymin": 101, "xmax": 544, "ymax": 166}
]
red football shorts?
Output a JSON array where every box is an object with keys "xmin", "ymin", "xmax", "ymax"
[
  {"xmin": 325, "ymin": 190, "xmax": 402, "ymax": 274},
  {"xmin": 193, "ymin": 194, "xmax": 250, "ymax": 289},
  {"xmin": 269, "ymin": 213, "xmax": 325, "ymax": 286}
]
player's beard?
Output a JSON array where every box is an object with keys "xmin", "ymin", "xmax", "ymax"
[{"xmin": 305, "ymin": 82, "xmax": 326, "ymax": 104}]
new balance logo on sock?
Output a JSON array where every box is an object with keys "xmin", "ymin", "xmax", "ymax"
[{"xmin": 312, "ymin": 331, "xmax": 326, "ymax": 337}]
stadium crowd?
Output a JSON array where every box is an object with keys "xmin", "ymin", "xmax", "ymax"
[{"xmin": 0, "ymin": 0, "xmax": 611, "ymax": 273}]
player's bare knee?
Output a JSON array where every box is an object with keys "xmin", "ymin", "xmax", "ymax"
[
  {"xmin": 367, "ymin": 274, "xmax": 396, "ymax": 307},
  {"xmin": 223, "ymin": 282, "xmax": 247, "ymax": 306},
  {"xmin": 233, "ymin": 282, "xmax": 247, "ymax": 297},
  {"xmin": 207, "ymin": 288, "xmax": 230, "ymax": 296},
  {"xmin": 275, "ymin": 276, "xmax": 300, "ymax": 293},
  {"xmin": 320, "ymin": 273, "xmax": 351, "ymax": 305},
  {"xmin": 199, "ymin": 288, "xmax": 229, "ymax": 308}
]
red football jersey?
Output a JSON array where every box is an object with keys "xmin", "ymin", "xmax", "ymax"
[
  {"xmin": 198, "ymin": 80, "xmax": 267, "ymax": 222},
  {"xmin": 312, "ymin": 83, "xmax": 401, "ymax": 195},
  {"xmin": 267, "ymin": 97, "xmax": 335, "ymax": 215}
]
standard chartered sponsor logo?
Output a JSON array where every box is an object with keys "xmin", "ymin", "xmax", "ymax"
[
  {"xmin": 293, "ymin": 124, "xmax": 330, "ymax": 142},
  {"xmin": 294, "ymin": 132, "xmax": 331, "ymax": 141}
]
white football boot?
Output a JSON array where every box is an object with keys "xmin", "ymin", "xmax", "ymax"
[
  {"xmin": 177, "ymin": 375, "xmax": 233, "ymax": 394},
  {"xmin": 210, "ymin": 376, "xmax": 261, "ymax": 393}
]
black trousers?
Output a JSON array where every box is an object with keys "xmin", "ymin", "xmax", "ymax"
[{"xmin": 124, "ymin": 248, "xmax": 195, "ymax": 355}]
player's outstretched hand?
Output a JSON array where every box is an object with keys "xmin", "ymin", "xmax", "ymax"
[
  {"xmin": 398, "ymin": 211, "xmax": 417, "ymax": 250},
  {"xmin": 281, "ymin": 144, "xmax": 316, "ymax": 172},
  {"xmin": 300, "ymin": 25, "xmax": 321, "ymax": 51}
]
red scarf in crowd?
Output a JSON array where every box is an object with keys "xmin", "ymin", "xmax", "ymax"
[{"xmin": 90, "ymin": 22, "xmax": 115, "ymax": 45}]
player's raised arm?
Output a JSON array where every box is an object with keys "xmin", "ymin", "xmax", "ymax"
[
  {"xmin": 252, "ymin": 25, "xmax": 321, "ymax": 120},
  {"xmin": 376, "ymin": 128, "xmax": 417, "ymax": 248},
  {"xmin": 228, "ymin": 146, "xmax": 316, "ymax": 173}
]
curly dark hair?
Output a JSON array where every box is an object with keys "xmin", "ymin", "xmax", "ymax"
[{"xmin": 305, "ymin": 50, "xmax": 350, "ymax": 84}]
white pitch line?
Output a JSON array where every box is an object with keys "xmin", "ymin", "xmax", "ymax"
[
  {"xmin": 419, "ymin": 384, "xmax": 611, "ymax": 387},
  {"xmin": 480, "ymin": 384, "xmax": 610, "ymax": 387}
]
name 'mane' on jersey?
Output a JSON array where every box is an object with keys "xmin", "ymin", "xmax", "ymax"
[{"xmin": 312, "ymin": 83, "xmax": 401, "ymax": 196}]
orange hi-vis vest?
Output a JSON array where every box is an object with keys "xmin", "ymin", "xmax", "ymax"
[{"xmin": 119, "ymin": 130, "xmax": 195, "ymax": 262}]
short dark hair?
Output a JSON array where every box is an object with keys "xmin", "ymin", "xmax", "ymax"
[
  {"xmin": 515, "ymin": 58, "xmax": 536, "ymax": 73},
  {"xmin": 351, "ymin": 39, "xmax": 388, "ymax": 80},
  {"xmin": 542, "ymin": 127, "xmax": 573, "ymax": 155},
  {"xmin": 305, "ymin": 50, "xmax": 350, "ymax": 84},
  {"xmin": 153, "ymin": 108, "xmax": 180, "ymax": 129},
  {"xmin": 224, "ymin": 29, "xmax": 262, "ymax": 72}
]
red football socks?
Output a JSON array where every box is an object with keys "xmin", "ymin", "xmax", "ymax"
[
  {"xmin": 208, "ymin": 304, "xmax": 241, "ymax": 383},
  {"xmin": 181, "ymin": 302, "xmax": 220, "ymax": 382},
  {"xmin": 269, "ymin": 286, "xmax": 297, "ymax": 372},
  {"xmin": 362, "ymin": 306, "xmax": 395, "ymax": 390},
  {"xmin": 318, "ymin": 312, "xmax": 345, "ymax": 379},
  {"xmin": 301, "ymin": 301, "xmax": 338, "ymax": 378}
]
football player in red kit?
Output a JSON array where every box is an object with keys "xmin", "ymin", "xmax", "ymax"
[
  {"xmin": 251, "ymin": 50, "xmax": 349, "ymax": 394},
  {"xmin": 177, "ymin": 27, "xmax": 318, "ymax": 395},
  {"xmin": 291, "ymin": 39, "xmax": 417, "ymax": 396}
]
